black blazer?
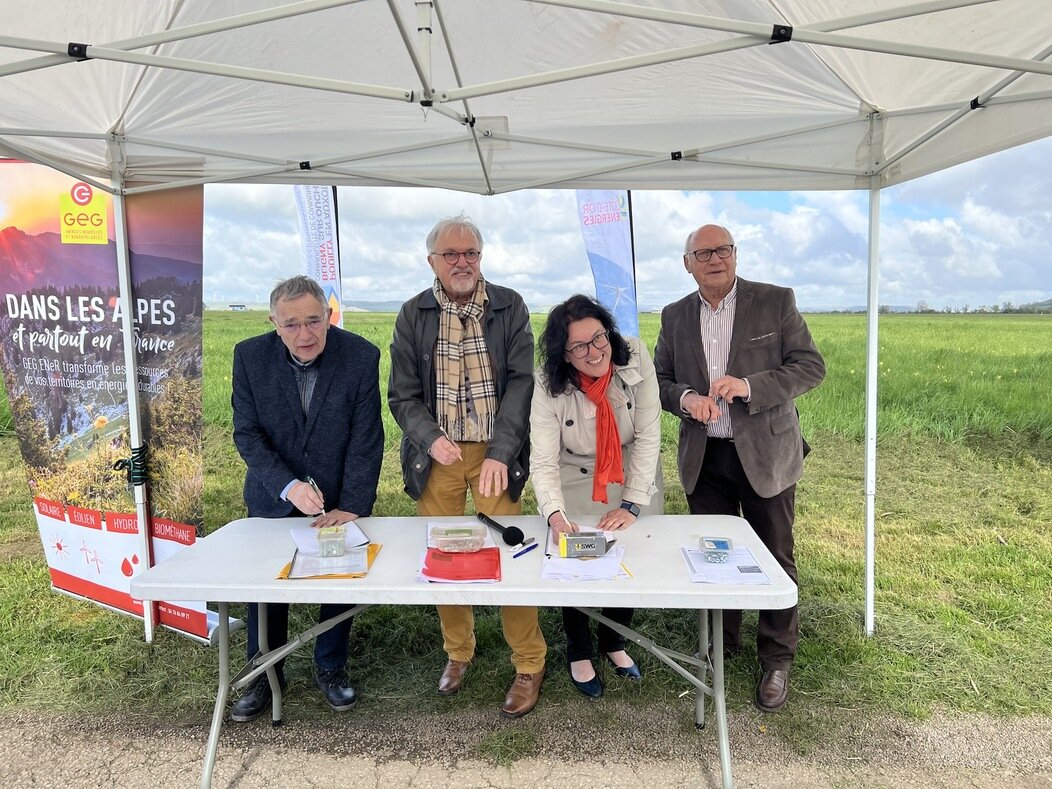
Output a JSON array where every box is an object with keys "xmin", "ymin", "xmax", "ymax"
[{"xmin": 232, "ymin": 325, "xmax": 384, "ymax": 518}]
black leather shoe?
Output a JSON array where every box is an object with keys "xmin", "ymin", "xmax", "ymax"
[
  {"xmin": 314, "ymin": 666, "xmax": 357, "ymax": 711},
  {"xmin": 568, "ymin": 660, "xmax": 603, "ymax": 699},
  {"xmin": 605, "ymin": 653, "xmax": 643, "ymax": 681},
  {"xmin": 230, "ymin": 673, "xmax": 283, "ymax": 723}
]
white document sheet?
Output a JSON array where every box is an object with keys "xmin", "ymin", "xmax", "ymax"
[
  {"xmin": 540, "ymin": 544, "xmax": 629, "ymax": 581},
  {"xmin": 288, "ymin": 549, "xmax": 369, "ymax": 578},
  {"xmin": 680, "ymin": 546, "xmax": 771, "ymax": 585}
]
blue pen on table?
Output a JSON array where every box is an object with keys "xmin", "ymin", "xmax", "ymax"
[{"xmin": 512, "ymin": 541, "xmax": 539, "ymax": 559}]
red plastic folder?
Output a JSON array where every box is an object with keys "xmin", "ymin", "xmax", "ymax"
[{"xmin": 421, "ymin": 546, "xmax": 502, "ymax": 582}]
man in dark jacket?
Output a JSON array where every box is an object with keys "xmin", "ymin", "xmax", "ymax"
[
  {"xmin": 655, "ymin": 224, "xmax": 825, "ymax": 712},
  {"xmin": 231, "ymin": 275, "xmax": 383, "ymax": 721},
  {"xmin": 388, "ymin": 215, "xmax": 545, "ymax": 719}
]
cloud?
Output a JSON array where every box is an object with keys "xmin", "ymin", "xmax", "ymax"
[{"xmin": 203, "ymin": 138, "xmax": 1052, "ymax": 312}]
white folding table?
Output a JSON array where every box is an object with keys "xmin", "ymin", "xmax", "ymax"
[{"xmin": 131, "ymin": 514, "xmax": 796, "ymax": 789}]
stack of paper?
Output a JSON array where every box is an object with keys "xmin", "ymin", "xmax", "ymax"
[
  {"xmin": 680, "ymin": 546, "xmax": 771, "ymax": 585},
  {"xmin": 420, "ymin": 547, "xmax": 502, "ymax": 583},
  {"xmin": 540, "ymin": 543, "xmax": 629, "ymax": 581}
]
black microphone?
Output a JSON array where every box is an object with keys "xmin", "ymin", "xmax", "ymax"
[{"xmin": 476, "ymin": 512, "xmax": 525, "ymax": 546}]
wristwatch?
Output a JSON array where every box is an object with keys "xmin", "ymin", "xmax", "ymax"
[{"xmin": 619, "ymin": 501, "xmax": 640, "ymax": 517}]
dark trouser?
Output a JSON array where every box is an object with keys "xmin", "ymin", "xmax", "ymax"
[
  {"xmin": 686, "ymin": 437, "xmax": 799, "ymax": 671},
  {"xmin": 562, "ymin": 606, "xmax": 634, "ymax": 663},
  {"xmin": 246, "ymin": 602, "xmax": 354, "ymax": 674}
]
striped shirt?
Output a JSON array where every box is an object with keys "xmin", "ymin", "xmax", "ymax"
[
  {"xmin": 280, "ymin": 352, "xmax": 320, "ymax": 502},
  {"xmin": 288, "ymin": 354, "xmax": 319, "ymax": 415},
  {"xmin": 698, "ymin": 282, "xmax": 736, "ymax": 438}
]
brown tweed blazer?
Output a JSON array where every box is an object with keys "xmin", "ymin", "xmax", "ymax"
[{"xmin": 654, "ymin": 277, "xmax": 825, "ymax": 499}]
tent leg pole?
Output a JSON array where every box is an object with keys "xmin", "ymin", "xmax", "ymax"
[
  {"xmin": 110, "ymin": 139, "xmax": 155, "ymax": 642},
  {"xmin": 864, "ymin": 177, "xmax": 881, "ymax": 637}
]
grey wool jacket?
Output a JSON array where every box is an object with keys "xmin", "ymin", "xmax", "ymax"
[{"xmin": 387, "ymin": 281, "xmax": 535, "ymax": 501}]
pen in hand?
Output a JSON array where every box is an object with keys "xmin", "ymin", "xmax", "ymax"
[
  {"xmin": 305, "ymin": 475, "xmax": 325, "ymax": 515},
  {"xmin": 440, "ymin": 427, "xmax": 463, "ymax": 461}
]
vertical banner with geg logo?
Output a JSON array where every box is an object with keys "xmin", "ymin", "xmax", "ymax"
[
  {"xmin": 575, "ymin": 190, "xmax": 639, "ymax": 336},
  {"xmin": 0, "ymin": 161, "xmax": 215, "ymax": 641},
  {"xmin": 294, "ymin": 185, "xmax": 342, "ymax": 327}
]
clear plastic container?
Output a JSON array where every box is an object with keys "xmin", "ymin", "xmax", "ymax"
[
  {"xmin": 316, "ymin": 524, "xmax": 346, "ymax": 557},
  {"xmin": 430, "ymin": 524, "xmax": 487, "ymax": 553},
  {"xmin": 700, "ymin": 536, "xmax": 732, "ymax": 564}
]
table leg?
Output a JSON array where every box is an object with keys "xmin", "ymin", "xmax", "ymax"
[
  {"xmin": 712, "ymin": 609, "xmax": 734, "ymax": 789},
  {"xmin": 696, "ymin": 609, "xmax": 710, "ymax": 727},
  {"xmin": 200, "ymin": 602, "xmax": 229, "ymax": 789},
  {"xmin": 257, "ymin": 602, "xmax": 284, "ymax": 726}
]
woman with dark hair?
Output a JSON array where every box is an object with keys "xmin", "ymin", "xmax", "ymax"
[{"xmin": 531, "ymin": 294, "xmax": 663, "ymax": 698}]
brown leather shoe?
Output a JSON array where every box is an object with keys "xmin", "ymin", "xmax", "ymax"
[
  {"xmin": 437, "ymin": 659, "xmax": 471, "ymax": 696},
  {"xmin": 755, "ymin": 668, "xmax": 790, "ymax": 711},
  {"xmin": 500, "ymin": 669, "xmax": 544, "ymax": 718}
]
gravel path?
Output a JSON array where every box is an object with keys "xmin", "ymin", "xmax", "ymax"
[{"xmin": 2, "ymin": 706, "xmax": 1049, "ymax": 788}]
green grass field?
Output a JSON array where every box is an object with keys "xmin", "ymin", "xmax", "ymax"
[{"xmin": 1, "ymin": 311, "xmax": 1050, "ymax": 756}]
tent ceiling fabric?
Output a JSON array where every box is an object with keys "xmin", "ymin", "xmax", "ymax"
[{"xmin": 1, "ymin": 0, "xmax": 1050, "ymax": 194}]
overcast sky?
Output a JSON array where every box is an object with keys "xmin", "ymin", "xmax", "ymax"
[{"xmin": 203, "ymin": 136, "xmax": 1052, "ymax": 313}]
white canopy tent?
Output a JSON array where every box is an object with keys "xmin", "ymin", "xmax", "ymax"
[{"xmin": 2, "ymin": 0, "xmax": 1051, "ymax": 636}]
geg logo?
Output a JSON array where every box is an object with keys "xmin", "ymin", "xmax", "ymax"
[
  {"xmin": 70, "ymin": 182, "xmax": 93, "ymax": 206},
  {"xmin": 63, "ymin": 210, "xmax": 103, "ymax": 227}
]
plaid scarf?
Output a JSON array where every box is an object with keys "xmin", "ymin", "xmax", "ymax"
[
  {"xmin": 433, "ymin": 277, "xmax": 497, "ymax": 442},
  {"xmin": 577, "ymin": 365, "xmax": 624, "ymax": 503}
]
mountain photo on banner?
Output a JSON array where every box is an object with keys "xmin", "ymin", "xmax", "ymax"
[{"xmin": 0, "ymin": 162, "xmax": 210, "ymax": 638}]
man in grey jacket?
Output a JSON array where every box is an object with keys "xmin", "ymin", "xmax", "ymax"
[
  {"xmin": 654, "ymin": 224, "xmax": 825, "ymax": 712},
  {"xmin": 388, "ymin": 215, "xmax": 546, "ymax": 719}
]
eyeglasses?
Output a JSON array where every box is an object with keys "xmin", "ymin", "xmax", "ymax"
[
  {"xmin": 686, "ymin": 244, "xmax": 735, "ymax": 263},
  {"xmin": 565, "ymin": 331, "xmax": 610, "ymax": 359},
  {"xmin": 278, "ymin": 318, "xmax": 326, "ymax": 333},
  {"xmin": 432, "ymin": 250, "xmax": 481, "ymax": 264}
]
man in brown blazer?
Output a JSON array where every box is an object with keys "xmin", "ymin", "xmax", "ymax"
[{"xmin": 654, "ymin": 224, "xmax": 825, "ymax": 711}]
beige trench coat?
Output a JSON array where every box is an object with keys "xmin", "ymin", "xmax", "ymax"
[{"xmin": 530, "ymin": 336, "xmax": 664, "ymax": 524}]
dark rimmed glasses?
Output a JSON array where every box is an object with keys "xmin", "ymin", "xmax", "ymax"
[
  {"xmin": 566, "ymin": 331, "xmax": 610, "ymax": 359},
  {"xmin": 686, "ymin": 244, "xmax": 735, "ymax": 263},
  {"xmin": 432, "ymin": 250, "xmax": 481, "ymax": 264}
]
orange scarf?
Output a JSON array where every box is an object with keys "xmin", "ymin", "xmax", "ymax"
[{"xmin": 577, "ymin": 366, "xmax": 624, "ymax": 503}]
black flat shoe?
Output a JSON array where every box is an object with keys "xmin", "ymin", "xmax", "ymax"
[
  {"xmin": 605, "ymin": 654, "xmax": 643, "ymax": 681},
  {"xmin": 568, "ymin": 661, "xmax": 604, "ymax": 699}
]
